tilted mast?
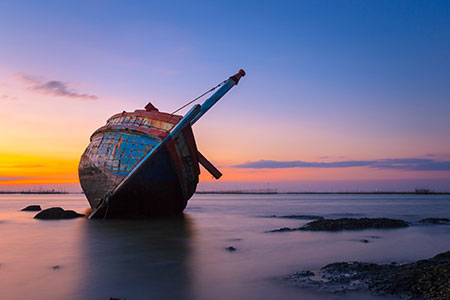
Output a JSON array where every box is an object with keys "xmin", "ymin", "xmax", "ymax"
[
  {"xmin": 191, "ymin": 69, "xmax": 246, "ymax": 125},
  {"xmin": 89, "ymin": 69, "xmax": 246, "ymax": 218}
]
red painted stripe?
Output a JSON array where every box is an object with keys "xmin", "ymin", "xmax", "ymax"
[{"xmin": 107, "ymin": 110, "xmax": 182, "ymax": 124}]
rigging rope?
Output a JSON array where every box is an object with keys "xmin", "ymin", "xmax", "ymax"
[{"xmin": 171, "ymin": 80, "xmax": 227, "ymax": 115}]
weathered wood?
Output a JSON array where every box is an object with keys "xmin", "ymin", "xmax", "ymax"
[{"xmin": 198, "ymin": 151, "xmax": 222, "ymax": 179}]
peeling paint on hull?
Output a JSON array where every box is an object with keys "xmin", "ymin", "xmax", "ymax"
[{"xmin": 78, "ymin": 107, "xmax": 199, "ymax": 218}]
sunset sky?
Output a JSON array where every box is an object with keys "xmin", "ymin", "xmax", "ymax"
[{"xmin": 1, "ymin": 1, "xmax": 449, "ymax": 192}]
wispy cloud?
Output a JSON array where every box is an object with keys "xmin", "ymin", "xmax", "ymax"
[
  {"xmin": 233, "ymin": 158, "xmax": 450, "ymax": 171},
  {"xmin": 0, "ymin": 94, "xmax": 16, "ymax": 101},
  {"xmin": 16, "ymin": 73, "xmax": 98, "ymax": 100}
]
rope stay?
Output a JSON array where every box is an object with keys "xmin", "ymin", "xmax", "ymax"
[{"xmin": 171, "ymin": 80, "xmax": 227, "ymax": 115}]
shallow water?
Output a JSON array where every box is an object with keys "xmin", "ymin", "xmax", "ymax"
[{"xmin": 0, "ymin": 193, "xmax": 449, "ymax": 300}]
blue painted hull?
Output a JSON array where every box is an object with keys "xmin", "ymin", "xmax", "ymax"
[{"xmin": 82, "ymin": 125, "xmax": 200, "ymax": 219}]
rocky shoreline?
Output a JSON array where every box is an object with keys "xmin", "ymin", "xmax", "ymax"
[{"xmin": 286, "ymin": 251, "xmax": 450, "ymax": 299}]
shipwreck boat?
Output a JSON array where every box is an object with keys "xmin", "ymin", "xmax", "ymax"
[{"xmin": 79, "ymin": 69, "xmax": 245, "ymax": 218}]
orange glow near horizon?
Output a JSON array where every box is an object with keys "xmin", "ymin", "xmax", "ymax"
[{"xmin": 0, "ymin": 152, "xmax": 79, "ymax": 185}]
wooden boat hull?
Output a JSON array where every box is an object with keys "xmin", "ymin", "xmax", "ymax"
[{"xmin": 79, "ymin": 126, "xmax": 199, "ymax": 218}]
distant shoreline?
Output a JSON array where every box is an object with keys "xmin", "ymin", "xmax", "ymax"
[
  {"xmin": 196, "ymin": 191, "xmax": 450, "ymax": 195},
  {"xmin": 0, "ymin": 191, "xmax": 69, "ymax": 195}
]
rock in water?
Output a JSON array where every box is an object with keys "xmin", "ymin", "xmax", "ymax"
[
  {"xmin": 419, "ymin": 218, "xmax": 450, "ymax": 225},
  {"xmin": 292, "ymin": 270, "xmax": 315, "ymax": 277},
  {"xmin": 271, "ymin": 215, "xmax": 324, "ymax": 220},
  {"xmin": 34, "ymin": 207, "xmax": 84, "ymax": 220},
  {"xmin": 286, "ymin": 251, "xmax": 450, "ymax": 299},
  {"xmin": 21, "ymin": 205, "xmax": 42, "ymax": 211},
  {"xmin": 267, "ymin": 227, "xmax": 296, "ymax": 233},
  {"xmin": 268, "ymin": 218, "xmax": 409, "ymax": 233},
  {"xmin": 301, "ymin": 218, "xmax": 409, "ymax": 231}
]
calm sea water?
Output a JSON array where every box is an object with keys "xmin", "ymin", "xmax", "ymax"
[{"xmin": 0, "ymin": 193, "xmax": 449, "ymax": 300}]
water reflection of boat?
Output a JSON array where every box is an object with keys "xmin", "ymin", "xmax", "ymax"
[
  {"xmin": 80, "ymin": 215, "xmax": 194, "ymax": 299},
  {"xmin": 79, "ymin": 70, "xmax": 246, "ymax": 218}
]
